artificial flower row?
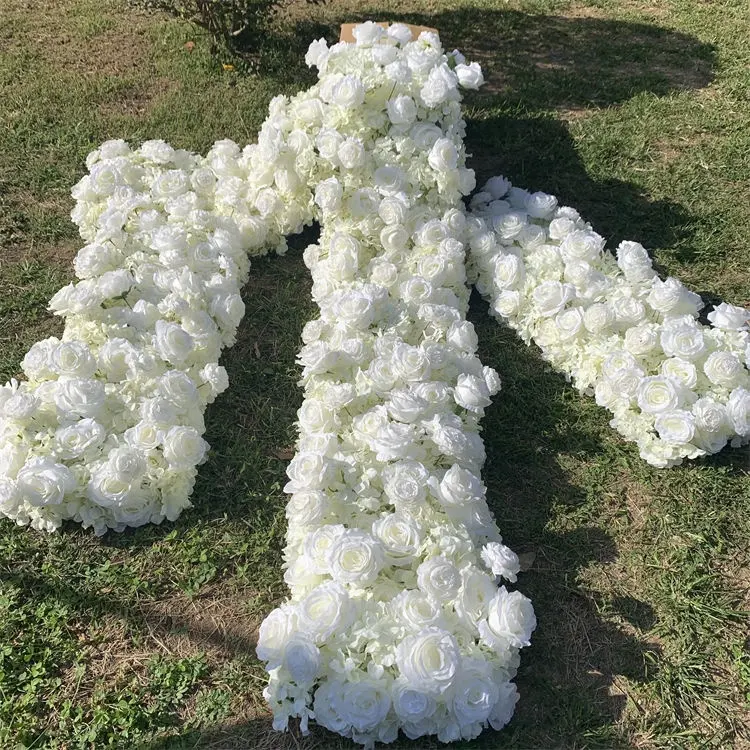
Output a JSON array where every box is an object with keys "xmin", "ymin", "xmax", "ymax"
[
  {"xmin": 255, "ymin": 24, "xmax": 535, "ymax": 747},
  {"xmin": 467, "ymin": 177, "xmax": 750, "ymax": 467},
  {"xmin": 0, "ymin": 136, "xmax": 301, "ymax": 534}
]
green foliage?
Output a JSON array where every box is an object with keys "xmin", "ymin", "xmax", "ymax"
[{"xmin": 128, "ymin": 0, "xmax": 324, "ymax": 66}]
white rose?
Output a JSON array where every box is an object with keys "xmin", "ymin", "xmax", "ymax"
[
  {"xmin": 655, "ymin": 409, "xmax": 696, "ymax": 444},
  {"xmin": 387, "ymin": 95, "xmax": 418, "ymax": 125},
  {"xmin": 123, "ymin": 421, "xmax": 163, "ymax": 451},
  {"xmin": 305, "ymin": 37, "xmax": 329, "ymax": 69},
  {"xmin": 396, "ymin": 627, "xmax": 460, "ymax": 694},
  {"xmin": 329, "ymin": 529, "xmax": 384, "ymax": 585},
  {"xmin": 560, "ymin": 230, "xmax": 604, "ymax": 263},
  {"xmin": 583, "ymin": 302, "xmax": 615, "ymax": 334},
  {"xmin": 334, "ymin": 678, "xmax": 392, "ymax": 733},
  {"xmin": 661, "ymin": 358, "xmax": 698, "ymax": 389},
  {"xmin": 481, "ymin": 542, "xmax": 521, "ymax": 582},
  {"xmin": 707, "ymin": 302, "xmax": 750, "ymax": 331},
  {"xmin": 337, "ymin": 137, "xmax": 365, "ymax": 169},
  {"xmin": 382, "ymin": 461, "xmax": 429, "ymax": 513},
  {"xmin": 162, "ymin": 426, "xmax": 208, "ymax": 468},
  {"xmin": 378, "ymin": 197, "xmax": 407, "ymax": 225},
  {"xmin": 647, "ymin": 277, "xmax": 702, "ymax": 316},
  {"xmin": 282, "ymin": 634, "xmax": 321, "ymax": 684},
  {"xmin": 492, "ymin": 211, "xmax": 527, "ymax": 240},
  {"xmin": 285, "ymin": 491, "xmax": 327, "ymax": 527},
  {"xmin": 50, "ymin": 341, "xmax": 96, "ymax": 378},
  {"xmin": 455, "ymin": 567, "xmax": 497, "ymax": 626},
  {"xmin": 154, "ymin": 320, "xmax": 194, "ymax": 365},
  {"xmin": 54, "ymin": 377, "xmax": 106, "ymax": 418},
  {"xmin": 492, "ymin": 253, "xmax": 524, "ymax": 290},
  {"xmin": 452, "ymin": 662, "xmax": 499, "ymax": 726},
  {"xmin": 455, "ymin": 61, "xmax": 484, "ymax": 89},
  {"xmin": 479, "ymin": 586, "xmax": 536, "ymax": 651},
  {"xmin": 692, "ymin": 397, "xmax": 729, "ymax": 435},
  {"xmin": 392, "ymin": 344, "xmax": 431, "ymax": 382},
  {"xmin": 1, "ymin": 391, "xmax": 39, "ymax": 421},
  {"xmin": 556, "ymin": 307, "xmax": 585, "ymax": 340},
  {"xmin": 74, "ymin": 243, "xmax": 122, "ymax": 279},
  {"xmin": 443, "ymin": 322, "xmax": 476, "ymax": 355},
  {"xmin": 660, "ymin": 321, "xmax": 706, "ymax": 360},
  {"xmin": 416, "ymin": 556, "xmax": 460, "ymax": 601},
  {"xmin": 489, "ymin": 682, "xmax": 520, "ymax": 731},
  {"xmin": 374, "ymin": 165, "xmax": 406, "ymax": 195},
  {"xmin": 386, "ymin": 389, "xmax": 428, "ymax": 423},
  {"xmin": 484, "ymin": 175, "xmax": 511, "ymax": 199},
  {"xmin": 532, "ymin": 281, "xmax": 575, "ymax": 317},
  {"xmin": 454, "ymin": 373, "xmax": 492, "ymax": 413},
  {"xmin": 391, "ymin": 590, "xmax": 443, "ymax": 631},
  {"xmin": 331, "ymin": 74, "xmax": 366, "ymax": 108},
  {"xmin": 703, "ymin": 351, "xmax": 745, "ymax": 388},
  {"xmin": 87, "ymin": 469, "xmax": 131, "ymax": 508},
  {"xmin": 525, "ymin": 191, "xmax": 558, "ymax": 219},
  {"xmin": 157, "ymin": 371, "xmax": 198, "ymax": 408},
  {"xmin": 437, "ymin": 464, "xmax": 484, "ymax": 507},
  {"xmin": 297, "ymin": 582, "xmax": 353, "ymax": 642},
  {"xmin": 0, "ymin": 478, "xmax": 20, "ymax": 514},
  {"xmin": 284, "ymin": 451, "xmax": 332, "ymax": 492},
  {"xmin": 55, "ymin": 418, "xmax": 106, "ymax": 459},
  {"xmin": 256, "ymin": 605, "xmax": 294, "ymax": 664},
  {"xmin": 392, "ymin": 678, "xmax": 437, "ymax": 724},
  {"xmin": 493, "ymin": 291, "xmax": 521, "ymax": 318},
  {"xmin": 420, "ymin": 63, "xmax": 458, "ymax": 107},
  {"xmin": 616, "ymin": 241, "xmax": 656, "ymax": 283},
  {"xmin": 726, "ymin": 387, "xmax": 750, "ymax": 436},
  {"xmin": 210, "ymin": 292, "xmax": 245, "ymax": 329},
  {"xmin": 17, "ymin": 458, "xmax": 76, "ymax": 506},
  {"xmin": 624, "ymin": 323, "xmax": 660, "ymax": 356},
  {"xmin": 427, "ymin": 138, "xmax": 458, "ymax": 173},
  {"xmin": 636, "ymin": 376, "xmax": 680, "ymax": 414},
  {"xmin": 611, "ymin": 295, "xmax": 646, "ymax": 326},
  {"xmin": 372, "ymin": 513, "xmax": 422, "ymax": 565},
  {"xmin": 199, "ymin": 363, "xmax": 229, "ymax": 397},
  {"xmin": 21, "ymin": 337, "xmax": 58, "ymax": 380},
  {"xmin": 314, "ymin": 177, "xmax": 343, "ymax": 214}
]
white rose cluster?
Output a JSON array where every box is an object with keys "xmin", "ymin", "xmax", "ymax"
[
  {"xmin": 256, "ymin": 26, "xmax": 534, "ymax": 747},
  {"xmin": 0, "ymin": 134, "xmax": 307, "ymax": 533},
  {"xmin": 468, "ymin": 177, "xmax": 750, "ymax": 467}
]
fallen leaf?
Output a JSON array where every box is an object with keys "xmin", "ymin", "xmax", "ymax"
[
  {"xmin": 222, "ymin": 63, "xmax": 235, "ymax": 72},
  {"xmin": 253, "ymin": 341, "xmax": 261, "ymax": 359},
  {"xmin": 274, "ymin": 447, "xmax": 295, "ymax": 460},
  {"xmin": 184, "ymin": 41, "xmax": 195, "ymax": 52}
]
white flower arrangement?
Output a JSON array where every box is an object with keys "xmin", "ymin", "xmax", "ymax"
[
  {"xmin": 0, "ymin": 136, "xmax": 304, "ymax": 534},
  {"xmin": 467, "ymin": 177, "xmax": 750, "ymax": 467},
  {"xmin": 255, "ymin": 24, "xmax": 535, "ymax": 747}
]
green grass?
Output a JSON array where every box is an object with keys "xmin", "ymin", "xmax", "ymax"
[{"xmin": 1, "ymin": 0, "xmax": 749, "ymax": 747}]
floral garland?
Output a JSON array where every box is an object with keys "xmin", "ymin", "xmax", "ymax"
[
  {"xmin": 254, "ymin": 25, "xmax": 535, "ymax": 747},
  {"xmin": 467, "ymin": 177, "xmax": 750, "ymax": 467},
  {"xmin": 0, "ymin": 137, "xmax": 306, "ymax": 534}
]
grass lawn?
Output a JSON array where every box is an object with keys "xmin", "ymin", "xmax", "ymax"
[{"xmin": 1, "ymin": 0, "xmax": 749, "ymax": 747}]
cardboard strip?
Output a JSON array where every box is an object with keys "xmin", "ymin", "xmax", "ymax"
[{"xmin": 339, "ymin": 22, "xmax": 438, "ymax": 43}]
